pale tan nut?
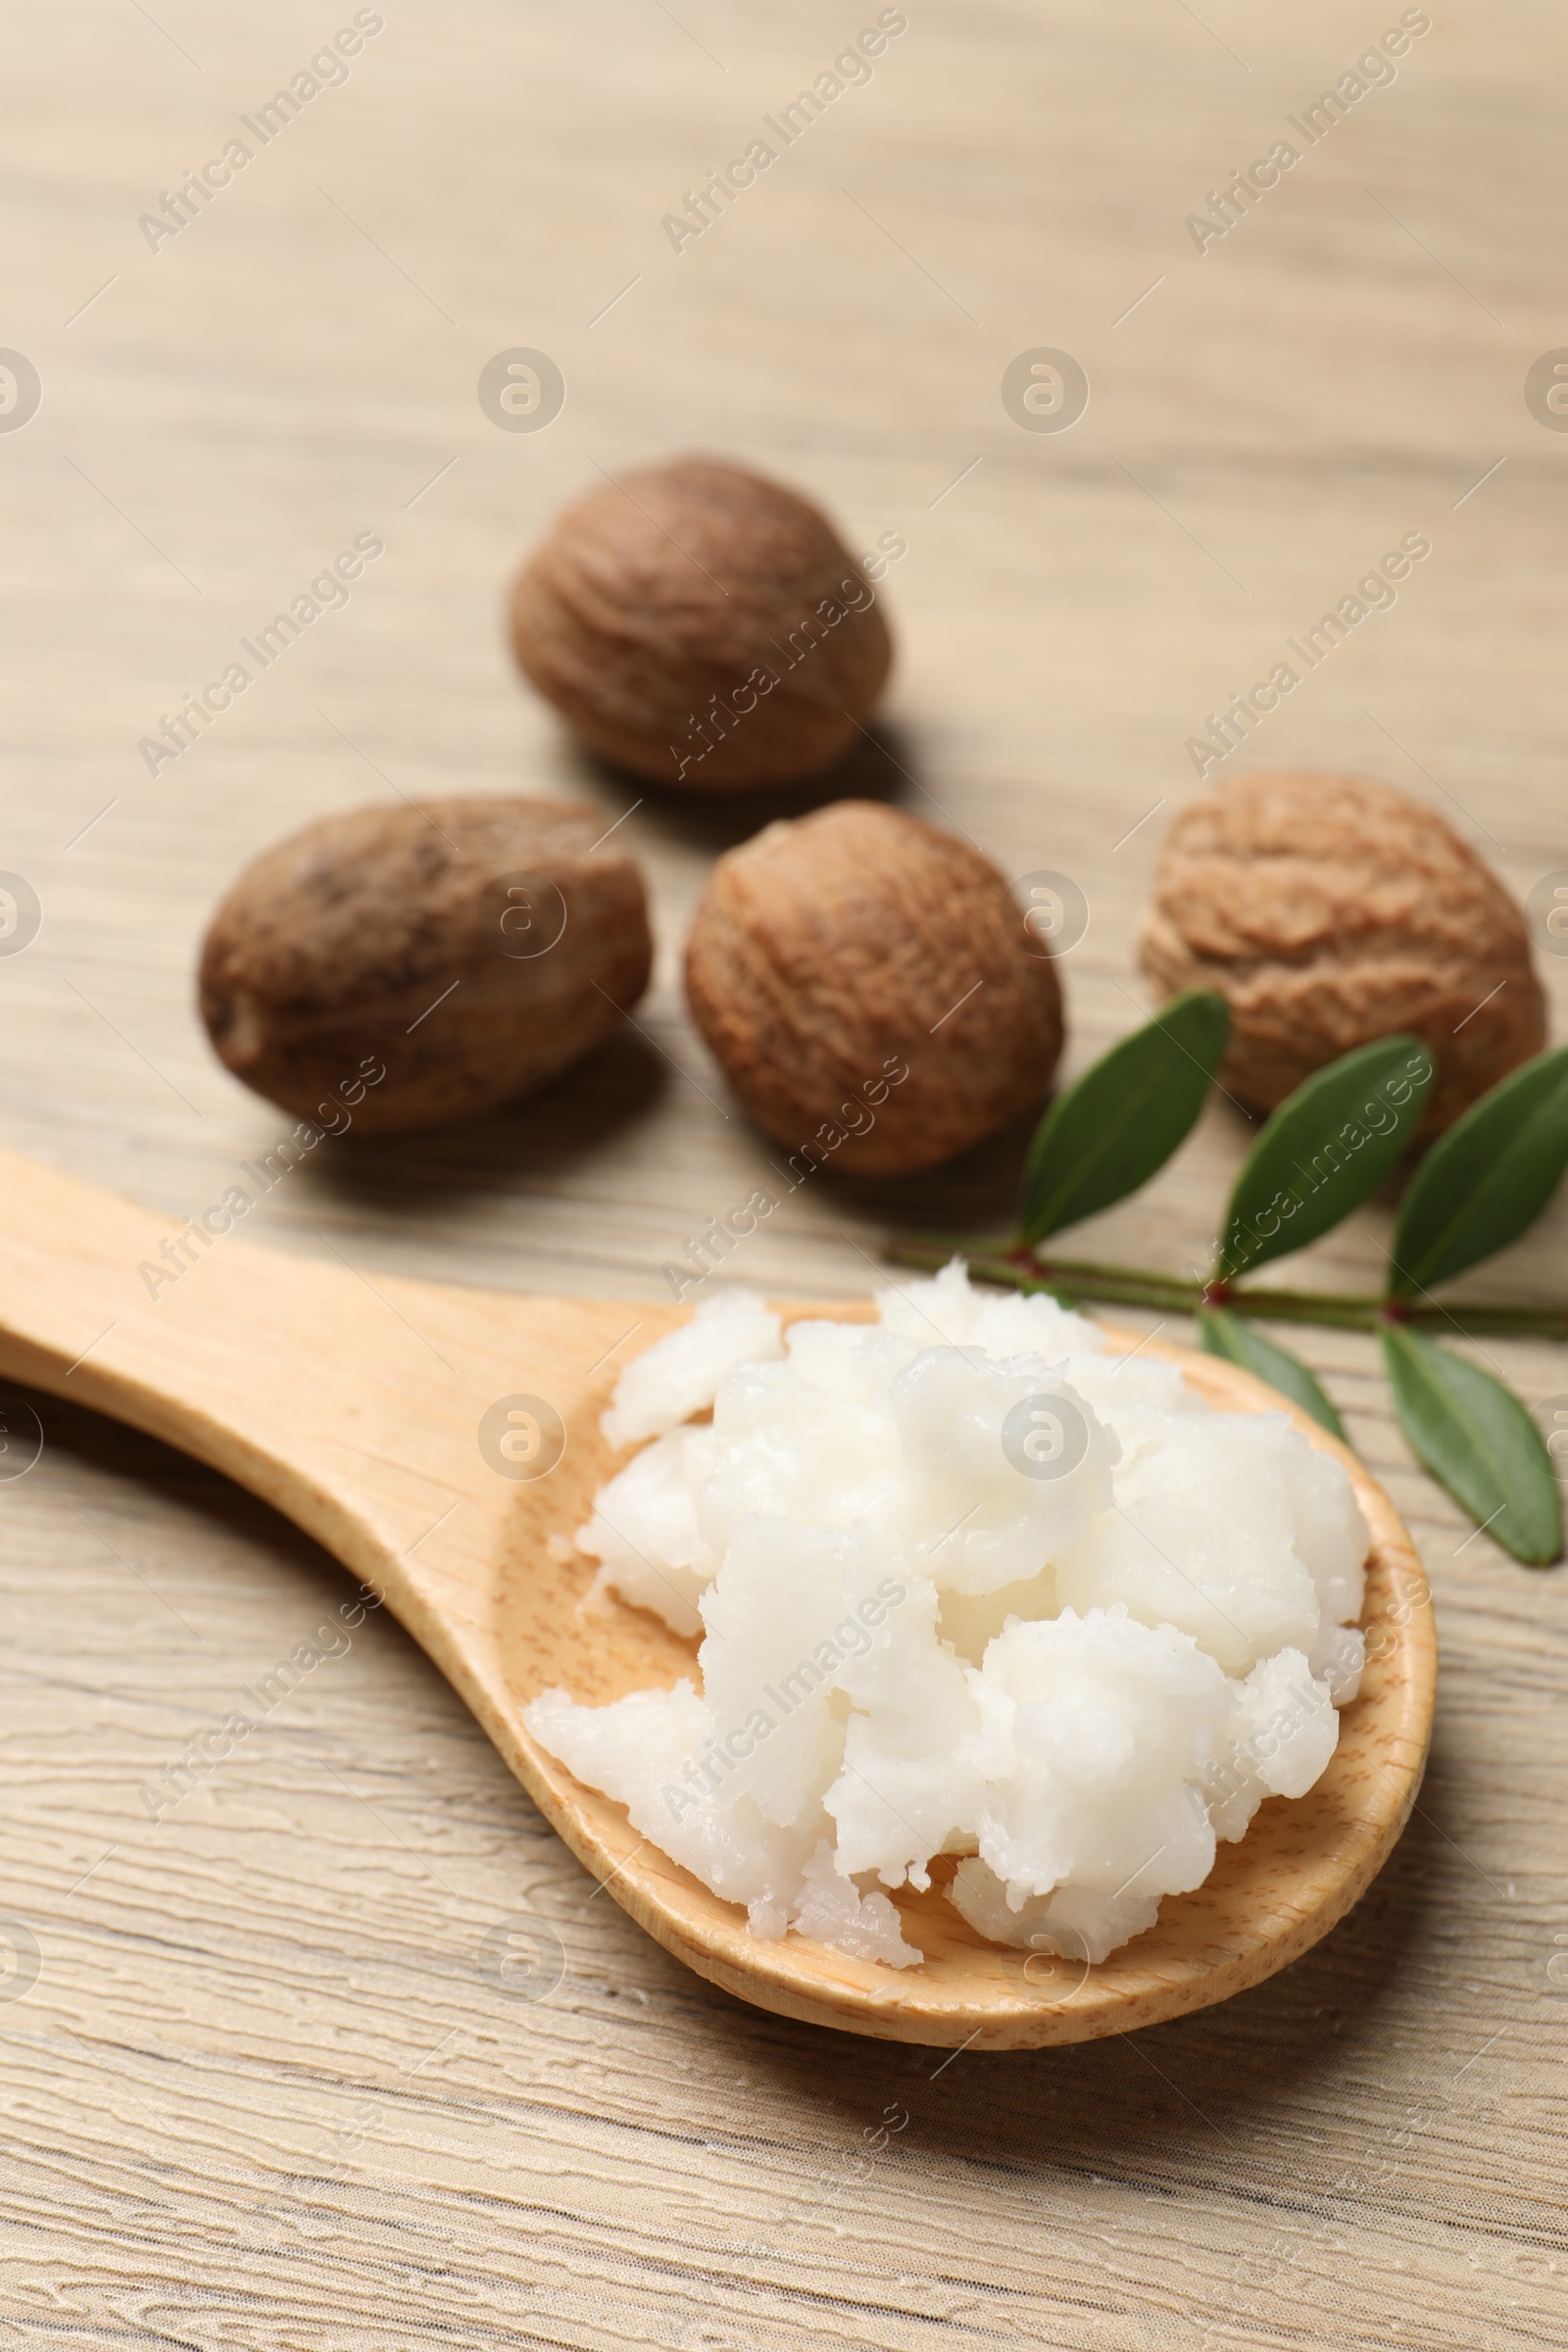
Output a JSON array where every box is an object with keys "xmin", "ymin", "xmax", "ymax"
[
  {"xmin": 509, "ymin": 455, "xmax": 893, "ymax": 790},
  {"xmin": 1137, "ymin": 771, "xmax": 1546, "ymax": 1134},
  {"xmin": 199, "ymin": 797, "xmax": 652, "ymax": 1137},
  {"xmin": 684, "ymin": 801, "xmax": 1064, "ymax": 1177}
]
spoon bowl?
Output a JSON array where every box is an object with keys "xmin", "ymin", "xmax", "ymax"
[{"xmin": 0, "ymin": 1146, "xmax": 1435, "ymax": 2046}]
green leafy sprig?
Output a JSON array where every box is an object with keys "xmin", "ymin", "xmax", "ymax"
[{"xmin": 887, "ymin": 992, "xmax": 1568, "ymax": 1565}]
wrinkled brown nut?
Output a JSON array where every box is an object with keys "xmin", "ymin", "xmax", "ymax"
[
  {"xmin": 199, "ymin": 798, "xmax": 652, "ymax": 1136},
  {"xmin": 510, "ymin": 455, "xmax": 893, "ymax": 789},
  {"xmin": 684, "ymin": 801, "xmax": 1063, "ymax": 1176},
  {"xmin": 1137, "ymin": 771, "xmax": 1545, "ymax": 1133}
]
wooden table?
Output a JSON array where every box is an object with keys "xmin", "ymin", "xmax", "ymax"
[{"xmin": 3, "ymin": 0, "xmax": 1566, "ymax": 2341}]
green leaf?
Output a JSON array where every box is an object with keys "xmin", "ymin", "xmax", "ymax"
[
  {"xmin": 1388, "ymin": 1047, "xmax": 1568, "ymax": 1299},
  {"xmin": 1198, "ymin": 1308, "xmax": 1348, "ymax": 1441},
  {"xmin": 1382, "ymin": 1325, "xmax": 1562, "ymax": 1566},
  {"xmin": 1217, "ymin": 1036, "xmax": 1434, "ymax": 1281},
  {"xmin": 1017, "ymin": 992, "xmax": 1230, "ymax": 1249}
]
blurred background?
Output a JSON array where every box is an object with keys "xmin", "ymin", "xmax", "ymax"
[{"xmin": 7, "ymin": 0, "xmax": 1565, "ymax": 1297}]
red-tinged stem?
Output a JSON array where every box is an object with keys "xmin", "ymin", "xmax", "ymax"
[{"xmin": 883, "ymin": 1240, "xmax": 1568, "ymax": 1342}]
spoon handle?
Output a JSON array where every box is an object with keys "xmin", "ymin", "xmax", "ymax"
[{"xmin": 0, "ymin": 1142, "xmax": 464, "ymax": 1563}]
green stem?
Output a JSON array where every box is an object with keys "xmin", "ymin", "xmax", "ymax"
[
  {"xmin": 1232, "ymin": 1291, "xmax": 1564, "ymax": 1339},
  {"xmin": 883, "ymin": 1241, "xmax": 1568, "ymax": 1342}
]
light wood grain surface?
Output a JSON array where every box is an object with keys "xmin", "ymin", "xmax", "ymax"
[{"xmin": 4, "ymin": 0, "xmax": 1568, "ymax": 2341}]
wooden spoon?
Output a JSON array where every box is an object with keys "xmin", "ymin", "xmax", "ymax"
[{"xmin": 0, "ymin": 1144, "xmax": 1435, "ymax": 2047}]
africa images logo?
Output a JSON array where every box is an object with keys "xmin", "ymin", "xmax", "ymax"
[{"xmin": 661, "ymin": 10, "xmax": 908, "ymax": 254}]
